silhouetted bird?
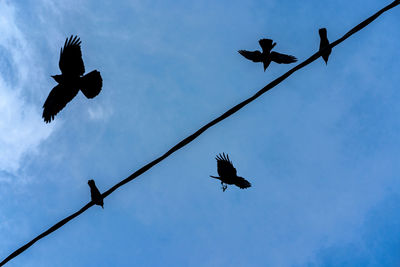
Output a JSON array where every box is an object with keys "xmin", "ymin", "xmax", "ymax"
[
  {"xmin": 88, "ymin": 179, "xmax": 104, "ymax": 208},
  {"xmin": 319, "ymin": 28, "xmax": 331, "ymax": 64},
  {"xmin": 210, "ymin": 153, "xmax": 251, "ymax": 192},
  {"xmin": 238, "ymin": 39, "xmax": 297, "ymax": 71},
  {"xmin": 42, "ymin": 35, "xmax": 103, "ymax": 123}
]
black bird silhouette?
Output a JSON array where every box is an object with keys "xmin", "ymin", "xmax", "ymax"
[
  {"xmin": 238, "ymin": 39, "xmax": 297, "ymax": 71},
  {"xmin": 42, "ymin": 35, "xmax": 103, "ymax": 123},
  {"xmin": 210, "ymin": 153, "xmax": 251, "ymax": 192},
  {"xmin": 319, "ymin": 28, "xmax": 331, "ymax": 64},
  {"xmin": 88, "ymin": 179, "xmax": 104, "ymax": 208}
]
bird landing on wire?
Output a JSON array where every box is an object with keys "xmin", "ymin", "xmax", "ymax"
[
  {"xmin": 88, "ymin": 179, "xmax": 104, "ymax": 208},
  {"xmin": 319, "ymin": 28, "xmax": 332, "ymax": 64}
]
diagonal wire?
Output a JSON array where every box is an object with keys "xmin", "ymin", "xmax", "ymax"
[{"xmin": 1, "ymin": 1, "xmax": 399, "ymax": 265}]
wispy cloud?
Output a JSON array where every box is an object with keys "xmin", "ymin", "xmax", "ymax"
[
  {"xmin": 0, "ymin": 1, "xmax": 54, "ymax": 175},
  {"xmin": 87, "ymin": 104, "xmax": 113, "ymax": 121}
]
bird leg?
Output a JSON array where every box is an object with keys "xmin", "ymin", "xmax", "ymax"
[{"xmin": 221, "ymin": 182, "xmax": 227, "ymax": 192}]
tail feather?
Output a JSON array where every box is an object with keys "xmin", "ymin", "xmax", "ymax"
[
  {"xmin": 80, "ymin": 70, "xmax": 102, "ymax": 99},
  {"xmin": 236, "ymin": 177, "xmax": 251, "ymax": 189},
  {"xmin": 263, "ymin": 60, "xmax": 271, "ymax": 71}
]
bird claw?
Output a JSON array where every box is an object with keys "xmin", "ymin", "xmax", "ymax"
[{"xmin": 221, "ymin": 183, "xmax": 227, "ymax": 192}]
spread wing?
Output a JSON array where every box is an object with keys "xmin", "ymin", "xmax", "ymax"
[
  {"xmin": 59, "ymin": 35, "xmax": 85, "ymax": 76},
  {"xmin": 258, "ymin": 39, "xmax": 275, "ymax": 53},
  {"xmin": 270, "ymin": 52, "xmax": 297, "ymax": 64},
  {"xmin": 216, "ymin": 153, "xmax": 237, "ymax": 178},
  {"xmin": 42, "ymin": 84, "xmax": 79, "ymax": 123},
  {"xmin": 238, "ymin": 50, "xmax": 263, "ymax": 62}
]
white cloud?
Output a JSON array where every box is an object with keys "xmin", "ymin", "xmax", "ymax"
[
  {"xmin": 0, "ymin": 1, "xmax": 54, "ymax": 175},
  {"xmin": 87, "ymin": 104, "xmax": 113, "ymax": 121}
]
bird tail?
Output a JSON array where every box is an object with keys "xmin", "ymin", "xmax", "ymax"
[
  {"xmin": 263, "ymin": 60, "xmax": 270, "ymax": 71},
  {"xmin": 80, "ymin": 70, "xmax": 103, "ymax": 99},
  {"xmin": 236, "ymin": 177, "xmax": 251, "ymax": 189}
]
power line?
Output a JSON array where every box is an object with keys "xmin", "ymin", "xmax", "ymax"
[{"xmin": 1, "ymin": 1, "xmax": 399, "ymax": 265}]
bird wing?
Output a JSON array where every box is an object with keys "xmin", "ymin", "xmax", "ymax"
[
  {"xmin": 238, "ymin": 50, "xmax": 263, "ymax": 62},
  {"xmin": 42, "ymin": 84, "xmax": 79, "ymax": 123},
  {"xmin": 258, "ymin": 39, "xmax": 274, "ymax": 53},
  {"xmin": 216, "ymin": 153, "xmax": 237, "ymax": 178},
  {"xmin": 270, "ymin": 51, "xmax": 297, "ymax": 64},
  {"xmin": 319, "ymin": 38, "xmax": 330, "ymax": 51},
  {"xmin": 319, "ymin": 41, "xmax": 331, "ymax": 64},
  {"xmin": 59, "ymin": 35, "xmax": 85, "ymax": 76},
  {"xmin": 235, "ymin": 177, "xmax": 251, "ymax": 189}
]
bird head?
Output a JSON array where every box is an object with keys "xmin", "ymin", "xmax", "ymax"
[
  {"xmin": 319, "ymin": 28, "xmax": 327, "ymax": 37},
  {"xmin": 88, "ymin": 179, "xmax": 95, "ymax": 187},
  {"xmin": 51, "ymin": 75, "xmax": 63, "ymax": 83}
]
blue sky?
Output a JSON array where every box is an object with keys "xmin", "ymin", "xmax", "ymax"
[{"xmin": 0, "ymin": 0, "xmax": 400, "ymax": 266}]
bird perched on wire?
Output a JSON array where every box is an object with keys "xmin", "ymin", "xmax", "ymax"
[
  {"xmin": 210, "ymin": 153, "xmax": 251, "ymax": 192},
  {"xmin": 238, "ymin": 38, "xmax": 297, "ymax": 71},
  {"xmin": 42, "ymin": 35, "xmax": 103, "ymax": 123},
  {"xmin": 319, "ymin": 28, "xmax": 331, "ymax": 65},
  {"xmin": 88, "ymin": 179, "xmax": 104, "ymax": 208}
]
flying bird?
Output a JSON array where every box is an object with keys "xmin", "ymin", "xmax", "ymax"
[
  {"xmin": 210, "ymin": 153, "xmax": 251, "ymax": 192},
  {"xmin": 88, "ymin": 179, "xmax": 104, "ymax": 208},
  {"xmin": 238, "ymin": 38, "xmax": 297, "ymax": 71},
  {"xmin": 319, "ymin": 28, "xmax": 331, "ymax": 64},
  {"xmin": 42, "ymin": 35, "xmax": 103, "ymax": 123}
]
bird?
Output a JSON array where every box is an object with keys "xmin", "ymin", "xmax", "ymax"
[
  {"xmin": 42, "ymin": 35, "xmax": 103, "ymax": 123},
  {"xmin": 210, "ymin": 153, "xmax": 251, "ymax": 192},
  {"xmin": 319, "ymin": 28, "xmax": 331, "ymax": 64},
  {"xmin": 88, "ymin": 179, "xmax": 104, "ymax": 208},
  {"xmin": 238, "ymin": 38, "xmax": 297, "ymax": 71}
]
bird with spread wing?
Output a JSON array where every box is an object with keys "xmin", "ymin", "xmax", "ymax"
[
  {"xmin": 210, "ymin": 153, "xmax": 251, "ymax": 192},
  {"xmin": 42, "ymin": 35, "xmax": 103, "ymax": 123},
  {"xmin": 239, "ymin": 38, "xmax": 297, "ymax": 71}
]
